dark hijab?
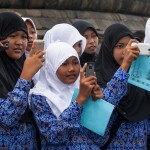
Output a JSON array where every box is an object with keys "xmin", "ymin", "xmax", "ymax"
[
  {"xmin": 0, "ymin": 12, "xmax": 28, "ymax": 98},
  {"xmin": 0, "ymin": 12, "xmax": 34, "ymax": 123},
  {"xmin": 95, "ymin": 23, "xmax": 150, "ymax": 122},
  {"xmin": 72, "ymin": 20, "xmax": 98, "ymax": 66}
]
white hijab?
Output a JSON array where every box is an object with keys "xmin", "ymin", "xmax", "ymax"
[
  {"xmin": 144, "ymin": 18, "xmax": 150, "ymax": 43},
  {"xmin": 22, "ymin": 17, "xmax": 37, "ymax": 57},
  {"xmin": 43, "ymin": 23, "xmax": 86, "ymax": 53},
  {"xmin": 22, "ymin": 17, "xmax": 37, "ymax": 33},
  {"xmin": 29, "ymin": 42, "xmax": 80, "ymax": 118}
]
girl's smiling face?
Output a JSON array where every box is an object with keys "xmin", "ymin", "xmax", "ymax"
[{"xmin": 56, "ymin": 56, "xmax": 80, "ymax": 84}]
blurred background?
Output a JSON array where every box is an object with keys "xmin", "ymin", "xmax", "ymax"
[{"xmin": 0, "ymin": 0, "xmax": 149, "ymax": 41}]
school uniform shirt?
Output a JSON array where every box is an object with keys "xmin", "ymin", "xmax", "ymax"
[
  {"xmin": 95, "ymin": 23, "xmax": 150, "ymax": 150},
  {"xmin": 0, "ymin": 78, "xmax": 37, "ymax": 150},
  {"xmin": 0, "ymin": 12, "xmax": 38, "ymax": 150},
  {"xmin": 30, "ymin": 67, "xmax": 129, "ymax": 150}
]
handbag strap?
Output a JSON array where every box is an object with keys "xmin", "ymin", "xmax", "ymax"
[{"xmin": 101, "ymin": 112, "xmax": 124, "ymax": 150}]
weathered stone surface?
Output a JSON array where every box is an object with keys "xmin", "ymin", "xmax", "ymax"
[
  {"xmin": 0, "ymin": 8, "xmax": 148, "ymax": 39},
  {"xmin": 0, "ymin": 0, "xmax": 150, "ymax": 16}
]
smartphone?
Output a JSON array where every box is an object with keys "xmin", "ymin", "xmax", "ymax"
[
  {"xmin": 85, "ymin": 62, "xmax": 95, "ymax": 77},
  {"xmin": 131, "ymin": 42, "xmax": 150, "ymax": 56},
  {"xmin": 32, "ymin": 39, "xmax": 44, "ymax": 53},
  {"xmin": 137, "ymin": 43, "xmax": 150, "ymax": 56},
  {"xmin": 0, "ymin": 40, "xmax": 9, "ymax": 51}
]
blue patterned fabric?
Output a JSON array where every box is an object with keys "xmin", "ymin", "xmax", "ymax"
[
  {"xmin": 0, "ymin": 78, "xmax": 37, "ymax": 150},
  {"xmin": 103, "ymin": 114, "xmax": 149, "ymax": 150},
  {"xmin": 99, "ymin": 68, "xmax": 150, "ymax": 150},
  {"xmin": 30, "ymin": 67, "xmax": 128, "ymax": 150}
]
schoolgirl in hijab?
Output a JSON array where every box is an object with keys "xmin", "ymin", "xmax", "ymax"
[
  {"xmin": 0, "ymin": 12, "xmax": 45, "ymax": 149},
  {"xmin": 22, "ymin": 17, "xmax": 37, "ymax": 56},
  {"xmin": 72, "ymin": 20, "xmax": 99, "ymax": 67},
  {"xmin": 43, "ymin": 23, "xmax": 86, "ymax": 57},
  {"xmin": 95, "ymin": 23, "xmax": 150, "ymax": 149},
  {"xmin": 29, "ymin": 41, "xmax": 107, "ymax": 149}
]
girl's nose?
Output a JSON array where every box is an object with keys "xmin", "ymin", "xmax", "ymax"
[
  {"xmin": 15, "ymin": 39, "xmax": 23, "ymax": 45},
  {"xmin": 68, "ymin": 65, "xmax": 74, "ymax": 72}
]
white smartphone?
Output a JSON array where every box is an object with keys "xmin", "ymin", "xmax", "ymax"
[
  {"xmin": 131, "ymin": 42, "xmax": 150, "ymax": 56},
  {"xmin": 32, "ymin": 39, "xmax": 44, "ymax": 53},
  {"xmin": 137, "ymin": 43, "xmax": 150, "ymax": 56}
]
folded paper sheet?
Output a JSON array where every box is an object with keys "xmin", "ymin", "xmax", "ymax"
[
  {"xmin": 128, "ymin": 55, "xmax": 150, "ymax": 91},
  {"xmin": 72, "ymin": 88, "xmax": 115, "ymax": 136}
]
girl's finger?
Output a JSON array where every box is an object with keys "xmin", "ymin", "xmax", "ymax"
[{"xmin": 80, "ymin": 63, "xmax": 87, "ymax": 79}]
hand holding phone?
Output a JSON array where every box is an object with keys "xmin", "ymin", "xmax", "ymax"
[
  {"xmin": 131, "ymin": 42, "xmax": 150, "ymax": 56},
  {"xmin": 85, "ymin": 62, "xmax": 95, "ymax": 77},
  {"xmin": 0, "ymin": 40, "xmax": 9, "ymax": 51}
]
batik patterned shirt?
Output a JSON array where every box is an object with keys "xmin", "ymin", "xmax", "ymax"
[
  {"xmin": 30, "ymin": 68, "xmax": 129, "ymax": 150},
  {"xmin": 0, "ymin": 78, "xmax": 37, "ymax": 150}
]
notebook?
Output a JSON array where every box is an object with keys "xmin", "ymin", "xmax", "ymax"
[
  {"xmin": 72, "ymin": 88, "xmax": 115, "ymax": 136},
  {"xmin": 128, "ymin": 55, "xmax": 150, "ymax": 91}
]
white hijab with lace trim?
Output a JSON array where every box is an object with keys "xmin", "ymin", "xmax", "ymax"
[
  {"xmin": 43, "ymin": 23, "xmax": 86, "ymax": 53},
  {"xmin": 29, "ymin": 42, "xmax": 80, "ymax": 118}
]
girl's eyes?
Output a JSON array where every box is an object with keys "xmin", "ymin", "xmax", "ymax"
[
  {"xmin": 8, "ymin": 34, "xmax": 27, "ymax": 39},
  {"xmin": 61, "ymin": 61, "xmax": 79, "ymax": 66},
  {"xmin": 115, "ymin": 44, "xmax": 124, "ymax": 49},
  {"xmin": 62, "ymin": 63, "xmax": 67, "ymax": 66},
  {"xmin": 22, "ymin": 35, "xmax": 27, "ymax": 39},
  {"xmin": 73, "ymin": 61, "xmax": 79, "ymax": 65},
  {"xmin": 30, "ymin": 30, "xmax": 36, "ymax": 35},
  {"xmin": 91, "ymin": 33, "xmax": 97, "ymax": 38}
]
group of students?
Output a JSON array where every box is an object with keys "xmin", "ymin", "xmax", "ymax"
[{"xmin": 0, "ymin": 11, "xmax": 150, "ymax": 150}]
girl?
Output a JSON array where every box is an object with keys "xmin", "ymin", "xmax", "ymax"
[
  {"xmin": 43, "ymin": 23, "xmax": 86, "ymax": 57},
  {"xmin": 95, "ymin": 23, "xmax": 149, "ymax": 150},
  {"xmin": 29, "ymin": 42, "xmax": 102, "ymax": 149},
  {"xmin": 29, "ymin": 40, "xmax": 136, "ymax": 149},
  {"xmin": 72, "ymin": 20, "xmax": 99, "ymax": 66},
  {"xmin": 0, "ymin": 12, "xmax": 45, "ymax": 149},
  {"xmin": 22, "ymin": 17, "xmax": 37, "ymax": 56}
]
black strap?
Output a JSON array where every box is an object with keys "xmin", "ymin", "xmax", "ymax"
[
  {"xmin": 147, "ymin": 135, "xmax": 150, "ymax": 150},
  {"xmin": 101, "ymin": 112, "xmax": 124, "ymax": 150}
]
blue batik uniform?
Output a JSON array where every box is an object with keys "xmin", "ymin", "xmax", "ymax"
[
  {"xmin": 30, "ymin": 68, "xmax": 128, "ymax": 150},
  {"xmin": 0, "ymin": 78, "xmax": 37, "ymax": 150}
]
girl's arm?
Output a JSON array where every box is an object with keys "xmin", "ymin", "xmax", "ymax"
[
  {"xmin": 0, "ymin": 78, "xmax": 31, "ymax": 127},
  {"xmin": 103, "ymin": 68, "xmax": 129, "ymax": 105}
]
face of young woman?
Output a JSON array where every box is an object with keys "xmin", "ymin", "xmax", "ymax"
[
  {"xmin": 113, "ymin": 36, "xmax": 132, "ymax": 65},
  {"xmin": 73, "ymin": 40, "xmax": 82, "ymax": 57},
  {"xmin": 83, "ymin": 28, "xmax": 99, "ymax": 54},
  {"xmin": 56, "ymin": 56, "xmax": 80, "ymax": 84},
  {"xmin": 5, "ymin": 30, "xmax": 28, "ymax": 60},
  {"xmin": 25, "ymin": 20, "xmax": 37, "ymax": 51}
]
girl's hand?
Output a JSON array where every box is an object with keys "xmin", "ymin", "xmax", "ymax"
[
  {"xmin": 76, "ymin": 63, "xmax": 97, "ymax": 105},
  {"xmin": 91, "ymin": 84, "xmax": 104, "ymax": 100},
  {"xmin": 20, "ymin": 48, "xmax": 46, "ymax": 81},
  {"xmin": 121, "ymin": 39, "xmax": 140, "ymax": 71}
]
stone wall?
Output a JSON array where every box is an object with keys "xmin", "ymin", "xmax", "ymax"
[
  {"xmin": 1, "ymin": 0, "xmax": 150, "ymax": 16},
  {"xmin": 0, "ymin": 8, "xmax": 148, "ymax": 40}
]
